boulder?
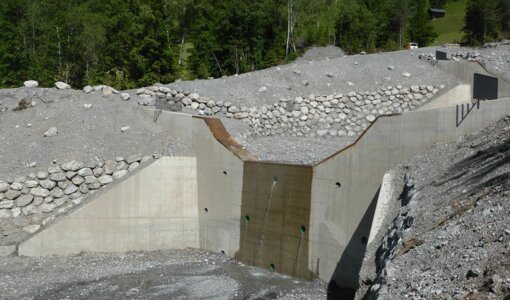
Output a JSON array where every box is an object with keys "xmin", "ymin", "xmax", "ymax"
[
  {"xmin": 23, "ymin": 225, "xmax": 40, "ymax": 234},
  {"xmin": 138, "ymin": 94, "xmax": 155, "ymax": 106},
  {"xmin": 98, "ymin": 175, "xmax": 113, "ymax": 185},
  {"xmin": 113, "ymin": 170, "xmax": 128, "ymax": 180},
  {"xmin": 43, "ymin": 127, "xmax": 58, "ymax": 137},
  {"xmin": 24, "ymin": 80, "xmax": 39, "ymax": 88},
  {"xmin": 0, "ymin": 182, "xmax": 9, "ymax": 193},
  {"xmin": 16, "ymin": 194, "xmax": 34, "ymax": 207},
  {"xmin": 55, "ymin": 81, "xmax": 70, "ymax": 90},
  {"xmin": 61, "ymin": 160, "xmax": 84, "ymax": 172},
  {"xmin": 126, "ymin": 154, "xmax": 142, "ymax": 164},
  {"xmin": 83, "ymin": 85, "xmax": 93, "ymax": 93},
  {"xmin": 5, "ymin": 190, "xmax": 21, "ymax": 200},
  {"xmin": 30, "ymin": 188, "xmax": 50, "ymax": 198},
  {"xmin": 121, "ymin": 93, "xmax": 130, "ymax": 101}
]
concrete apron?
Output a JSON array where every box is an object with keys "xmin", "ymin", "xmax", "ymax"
[{"xmin": 18, "ymin": 98, "xmax": 510, "ymax": 290}]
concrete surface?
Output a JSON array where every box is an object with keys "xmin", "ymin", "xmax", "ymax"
[
  {"xmin": 19, "ymin": 157, "xmax": 199, "ymax": 256},
  {"xmin": 20, "ymin": 97, "xmax": 510, "ymax": 291},
  {"xmin": 437, "ymin": 61, "xmax": 510, "ymax": 99},
  {"xmin": 419, "ymin": 84, "xmax": 471, "ymax": 110},
  {"xmin": 309, "ymin": 97, "xmax": 510, "ymax": 289},
  {"xmin": 367, "ymin": 171, "xmax": 396, "ymax": 246}
]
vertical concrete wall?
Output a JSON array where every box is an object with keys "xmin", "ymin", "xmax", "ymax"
[
  {"xmin": 419, "ymin": 84, "xmax": 471, "ymax": 110},
  {"xmin": 19, "ymin": 157, "xmax": 199, "ymax": 256},
  {"xmin": 437, "ymin": 61, "xmax": 510, "ymax": 98},
  {"xmin": 309, "ymin": 98, "xmax": 510, "ymax": 289},
  {"xmin": 237, "ymin": 162, "xmax": 314, "ymax": 279},
  {"xmin": 192, "ymin": 119, "xmax": 245, "ymax": 256}
]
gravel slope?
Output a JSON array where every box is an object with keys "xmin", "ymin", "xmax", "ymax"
[
  {"xmin": 0, "ymin": 88, "xmax": 191, "ymax": 178},
  {"xmin": 358, "ymin": 114, "xmax": 510, "ymax": 299},
  {"xmin": 162, "ymin": 48, "xmax": 462, "ymax": 109}
]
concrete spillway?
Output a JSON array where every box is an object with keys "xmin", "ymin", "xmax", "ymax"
[
  {"xmin": 19, "ymin": 95, "xmax": 510, "ymax": 287},
  {"xmin": 19, "ymin": 93, "xmax": 510, "ymax": 291}
]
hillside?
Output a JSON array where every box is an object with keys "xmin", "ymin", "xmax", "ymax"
[
  {"xmin": 431, "ymin": 0, "xmax": 467, "ymax": 45},
  {"xmin": 358, "ymin": 114, "xmax": 510, "ymax": 299}
]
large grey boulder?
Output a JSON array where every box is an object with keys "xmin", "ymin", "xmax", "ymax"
[{"xmin": 16, "ymin": 194, "xmax": 34, "ymax": 207}]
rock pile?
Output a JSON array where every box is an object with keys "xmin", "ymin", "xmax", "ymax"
[
  {"xmin": 0, "ymin": 154, "xmax": 152, "ymax": 245},
  {"xmin": 136, "ymin": 85, "xmax": 443, "ymax": 138}
]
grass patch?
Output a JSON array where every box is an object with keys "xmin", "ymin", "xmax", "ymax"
[{"xmin": 431, "ymin": 0, "xmax": 467, "ymax": 46}]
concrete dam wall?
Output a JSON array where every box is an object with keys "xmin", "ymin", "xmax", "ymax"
[{"xmin": 19, "ymin": 98, "xmax": 510, "ymax": 290}]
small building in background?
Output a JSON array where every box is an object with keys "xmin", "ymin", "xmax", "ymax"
[{"xmin": 428, "ymin": 8, "xmax": 446, "ymax": 19}]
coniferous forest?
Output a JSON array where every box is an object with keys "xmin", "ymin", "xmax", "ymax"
[{"xmin": 0, "ymin": 0, "xmax": 508, "ymax": 89}]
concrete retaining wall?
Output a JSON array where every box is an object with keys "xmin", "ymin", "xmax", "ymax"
[
  {"xmin": 419, "ymin": 84, "xmax": 471, "ymax": 110},
  {"xmin": 19, "ymin": 98, "xmax": 510, "ymax": 289},
  {"xmin": 19, "ymin": 157, "xmax": 199, "ymax": 256},
  {"xmin": 437, "ymin": 61, "xmax": 510, "ymax": 99},
  {"xmin": 310, "ymin": 98, "xmax": 510, "ymax": 289}
]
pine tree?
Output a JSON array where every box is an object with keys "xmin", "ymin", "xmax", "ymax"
[{"xmin": 408, "ymin": 0, "xmax": 438, "ymax": 47}]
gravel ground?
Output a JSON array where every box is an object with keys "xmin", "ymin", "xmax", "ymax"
[
  {"xmin": 221, "ymin": 117, "xmax": 356, "ymax": 164},
  {"xmin": 163, "ymin": 48, "xmax": 462, "ymax": 109},
  {"xmin": 0, "ymin": 249, "xmax": 327, "ymax": 300},
  {"xmin": 358, "ymin": 114, "xmax": 510, "ymax": 299},
  {"xmin": 431, "ymin": 43, "xmax": 510, "ymax": 81},
  {"xmin": 0, "ymin": 88, "xmax": 191, "ymax": 178}
]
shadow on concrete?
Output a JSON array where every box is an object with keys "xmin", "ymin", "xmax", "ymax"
[{"xmin": 326, "ymin": 186, "xmax": 380, "ymax": 300}]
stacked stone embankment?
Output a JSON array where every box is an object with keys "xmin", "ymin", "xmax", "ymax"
[
  {"xmin": 134, "ymin": 84, "xmax": 444, "ymax": 137},
  {"xmin": 0, "ymin": 154, "xmax": 153, "ymax": 247}
]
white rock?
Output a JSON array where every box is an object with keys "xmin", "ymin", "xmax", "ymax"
[
  {"xmin": 40, "ymin": 203, "xmax": 57, "ymax": 213},
  {"xmin": 126, "ymin": 154, "xmax": 142, "ymax": 164},
  {"xmin": 83, "ymin": 85, "xmax": 93, "ymax": 93},
  {"xmin": 77, "ymin": 168, "xmax": 93, "ymax": 177},
  {"xmin": 401, "ymin": 72, "xmax": 411, "ymax": 78},
  {"xmin": 64, "ymin": 185, "xmax": 78, "ymax": 195},
  {"xmin": 0, "ymin": 209, "xmax": 11, "ymax": 218},
  {"xmin": 138, "ymin": 94, "xmax": 155, "ymax": 106},
  {"xmin": 0, "ymin": 182, "xmax": 9, "ymax": 193},
  {"xmin": 84, "ymin": 104, "xmax": 92, "ymax": 109},
  {"xmin": 30, "ymin": 188, "xmax": 50, "ymax": 198},
  {"xmin": 24, "ymin": 80, "xmax": 39, "ymax": 88},
  {"xmin": 0, "ymin": 200, "xmax": 14, "ymax": 209},
  {"xmin": 136, "ymin": 88, "xmax": 146, "ymax": 95},
  {"xmin": 258, "ymin": 86, "xmax": 267, "ymax": 93},
  {"xmin": 121, "ymin": 126, "xmax": 130, "ymax": 132},
  {"xmin": 121, "ymin": 93, "xmax": 130, "ymax": 101},
  {"xmin": 98, "ymin": 175, "xmax": 113, "ymax": 185},
  {"xmin": 113, "ymin": 170, "xmax": 128, "ymax": 180},
  {"xmin": 128, "ymin": 162, "xmax": 140, "ymax": 172},
  {"xmin": 23, "ymin": 225, "xmax": 40, "ymax": 234},
  {"xmin": 61, "ymin": 160, "xmax": 84, "ymax": 172},
  {"xmin": 55, "ymin": 81, "xmax": 70, "ymax": 90},
  {"xmin": 43, "ymin": 127, "xmax": 58, "ymax": 137}
]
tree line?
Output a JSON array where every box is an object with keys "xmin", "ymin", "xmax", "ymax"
[{"xmin": 0, "ymin": 0, "xmax": 507, "ymax": 89}]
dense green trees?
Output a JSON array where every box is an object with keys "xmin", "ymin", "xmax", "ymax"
[
  {"xmin": 463, "ymin": 0, "xmax": 509, "ymax": 45},
  {"xmin": 0, "ymin": 0, "xmax": 503, "ymax": 89}
]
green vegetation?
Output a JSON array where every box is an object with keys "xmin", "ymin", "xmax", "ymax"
[
  {"xmin": 431, "ymin": 0, "xmax": 467, "ymax": 45},
  {"xmin": 1, "ymin": 0, "xmax": 505, "ymax": 89}
]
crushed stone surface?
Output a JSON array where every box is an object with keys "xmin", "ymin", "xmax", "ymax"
[
  {"xmin": 0, "ymin": 88, "xmax": 191, "ymax": 178},
  {"xmin": 359, "ymin": 114, "xmax": 510, "ymax": 299}
]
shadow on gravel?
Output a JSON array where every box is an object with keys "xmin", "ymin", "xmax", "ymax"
[
  {"xmin": 434, "ymin": 138, "xmax": 510, "ymax": 193},
  {"xmin": 327, "ymin": 187, "xmax": 380, "ymax": 300}
]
